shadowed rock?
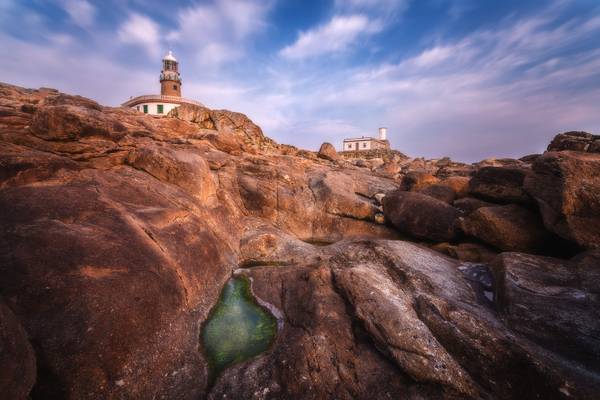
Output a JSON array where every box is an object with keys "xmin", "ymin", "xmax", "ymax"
[
  {"xmin": 461, "ymin": 204, "xmax": 550, "ymax": 252},
  {"xmin": 383, "ymin": 191, "xmax": 461, "ymax": 242},
  {"xmin": 0, "ymin": 300, "xmax": 36, "ymax": 400},
  {"xmin": 524, "ymin": 151, "xmax": 600, "ymax": 249},
  {"xmin": 492, "ymin": 251, "xmax": 600, "ymax": 369},
  {"xmin": 469, "ymin": 166, "xmax": 531, "ymax": 204}
]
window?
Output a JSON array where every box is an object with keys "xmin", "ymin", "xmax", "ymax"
[
  {"xmin": 347, "ymin": 144, "xmax": 352, "ymax": 149},
  {"xmin": 157, "ymin": 104, "xmax": 164, "ymax": 114},
  {"xmin": 362, "ymin": 142, "xmax": 367, "ymax": 148},
  {"xmin": 136, "ymin": 106, "xmax": 139, "ymax": 111},
  {"xmin": 173, "ymin": 85, "xmax": 178, "ymax": 90},
  {"xmin": 143, "ymin": 105, "xmax": 148, "ymax": 113}
]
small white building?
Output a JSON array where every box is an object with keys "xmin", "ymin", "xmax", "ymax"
[
  {"xmin": 122, "ymin": 51, "xmax": 204, "ymax": 115},
  {"xmin": 343, "ymin": 128, "xmax": 390, "ymax": 151}
]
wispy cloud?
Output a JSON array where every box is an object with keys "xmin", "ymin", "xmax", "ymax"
[
  {"xmin": 280, "ymin": 14, "xmax": 381, "ymax": 60},
  {"xmin": 335, "ymin": 0, "xmax": 410, "ymax": 14},
  {"xmin": 167, "ymin": 0, "xmax": 271, "ymax": 67},
  {"xmin": 118, "ymin": 13, "xmax": 161, "ymax": 57},
  {"xmin": 60, "ymin": 0, "xmax": 96, "ymax": 29}
]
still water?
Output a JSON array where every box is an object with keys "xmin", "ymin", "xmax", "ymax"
[{"xmin": 201, "ymin": 276, "xmax": 277, "ymax": 381}]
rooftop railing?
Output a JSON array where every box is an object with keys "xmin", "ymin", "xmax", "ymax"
[{"xmin": 122, "ymin": 95, "xmax": 204, "ymax": 107}]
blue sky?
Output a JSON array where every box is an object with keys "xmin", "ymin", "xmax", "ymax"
[{"xmin": 1, "ymin": 0, "xmax": 600, "ymax": 161}]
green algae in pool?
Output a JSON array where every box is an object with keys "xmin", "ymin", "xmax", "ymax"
[{"xmin": 202, "ymin": 276, "xmax": 277, "ymax": 380}]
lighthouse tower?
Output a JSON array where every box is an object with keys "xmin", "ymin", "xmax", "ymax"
[
  {"xmin": 122, "ymin": 50, "xmax": 204, "ymax": 116},
  {"xmin": 160, "ymin": 51, "xmax": 182, "ymax": 97}
]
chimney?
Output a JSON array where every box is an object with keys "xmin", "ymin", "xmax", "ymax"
[{"xmin": 379, "ymin": 127, "xmax": 387, "ymax": 140}]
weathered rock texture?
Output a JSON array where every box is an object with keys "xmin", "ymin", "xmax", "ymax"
[
  {"xmin": 547, "ymin": 131, "xmax": 600, "ymax": 153},
  {"xmin": 468, "ymin": 166, "xmax": 531, "ymax": 204},
  {"xmin": 383, "ymin": 191, "xmax": 461, "ymax": 242},
  {"xmin": 461, "ymin": 204, "xmax": 549, "ymax": 252},
  {"xmin": 524, "ymin": 151, "xmax": 600, "ymax": 249},
  {"xmin": 1, "ymin": 83, "xmax": 599, "ymax": 399}
]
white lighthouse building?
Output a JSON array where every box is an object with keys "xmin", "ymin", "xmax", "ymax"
[
  {"xmin": 342, "ymin": 127, "xmax": 390, "ymax": 152},
  {"xmin": 122, "ymin": 51, "xmax": 203, "ymax": 115}
]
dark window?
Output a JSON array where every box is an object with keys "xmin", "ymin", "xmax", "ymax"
[
  {"xmin": 157, "ymin": 104, "xmax": 164, "ymax": 114},
  {"xmin": 143, "ymin": 105, "xmax": 148, "ymax": 113},
  {"xmin": 173, "ymin": 85, "xmax": 177, "ymax": 90},
  {"xmin": 136, "ymin": 106, "xmax": 139, "ymax": 111},
  {"xmin": 362, "ymin": 142, "xmax": 367, "ymax": 148}
]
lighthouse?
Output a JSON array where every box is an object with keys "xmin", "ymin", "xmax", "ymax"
[
  {"xmin": 160, "ymin": 51, "xmax": 182, "ymax": 97},
  {"xmin": 122, "ymin": 50, "xmax": 203, "ymax": 116}
]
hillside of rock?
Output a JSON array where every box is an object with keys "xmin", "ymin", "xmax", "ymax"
[{"xmin": 1, "ymin": 82, "xmax": 599, "ymax": 399}]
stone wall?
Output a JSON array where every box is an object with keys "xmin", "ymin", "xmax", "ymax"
[{"xmin": 339, "ymin": 148, "xmax": 407, "ymax": 160}]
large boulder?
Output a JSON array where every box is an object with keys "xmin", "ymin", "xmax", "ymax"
[
  {"xmin": 468, "ymin": 166, "xmax": 531, "ymax": 204},
  {"xmin": 317, "ymin": 142, "xmax": 338, "ymax": 161},
  {"xmin": 492, "ymin": 251, "xmax": 600, "ymax": 369},
  {"xmin": 0, "ymin": 167, "xmax": 232, "ymax": 399},
  {"xmin": 383, "ymin": 191, "xmax": 461, "ymax": 241},
  {"xmin": 461, "ymin": 205, "xmax": 549, "ymax": 252},
  {"xmin": 524, "ymin": 151, "xmax": 600, "ymax": 249}
]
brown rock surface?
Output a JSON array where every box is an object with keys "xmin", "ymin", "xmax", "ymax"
[
  {"xmin": 442, "ymin": 176, "xmax": 471, "ymax": 198},
  {"xmin": 0, "ymin": 300, "xmax": 36, "ymax": 400},
  {"xmin": 317, "ymin": 142, "xmax": 338, "ymax": 161},
  {"xmin": 547, "ymin": 131, "xmax": 600, "ymax": 153},
  {"xmin": 383, "ymin": 191, "xmax": 461, "ymax": 242},
  {"xmin": 453, "ymin": 197, "xmax": 495, "ymax": 215},
  {"xmin": 418, "ymin": 183, "xmax": 457, "ymax": 204},
  {"xmin": 492, "ymin": 252, "xmax": 600, "ymax": 369},
  {"xmin": 461, "ymin": 204, "xmax": 550, "ymax": 252},
  {"xmin": 468, "ymin": 166, "xmax": 531, "ymax": 204},
  {"xmin": 1, "ymin": 82, "xmax": 599, "ymax": 399},
  {"xmin": 400, "ymin": 170, "xmax": 439, "ymax": 191},
  {"xmin": 524, "ymin": 151, "xmax": 600, "ymax": 249}
]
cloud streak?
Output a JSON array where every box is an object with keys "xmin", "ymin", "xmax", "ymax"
[
  {"xmin": 118, "ymin": 13, "xmax": 161, "ymax": 57},
  {"xmin": 168, "ymin": 0, "xmax": 271, "ymax": 68},
  {"xmin": 280, "ymin": 14, "xmax": 381, "ymax": 60}
]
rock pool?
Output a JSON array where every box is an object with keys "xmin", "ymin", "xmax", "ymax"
[{"xmin": 201, "ymin": 276, "xmax": 277, "ymax": 382}]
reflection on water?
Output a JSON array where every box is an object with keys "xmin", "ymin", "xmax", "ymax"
[{"xmin": 201, "ymin": 276, "xmax": 277, "ymax": 382}]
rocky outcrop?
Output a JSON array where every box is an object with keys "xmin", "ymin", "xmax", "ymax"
[
  {"xmin": 524, "ymin": 151, "xmax": 600, "ymax": 249},
  {"xmin": 1, "ymin": 83, "xmax": 600, "ymax": 400},
  {"xmin": 547, "ymin": 131, "xmax": 600, "ymax": 153},
  {"xmin": 383, "ymin": 191, "xmax": 461, "ymax": 241}
]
